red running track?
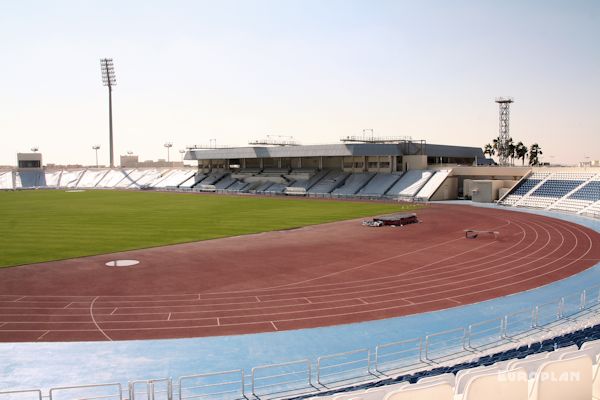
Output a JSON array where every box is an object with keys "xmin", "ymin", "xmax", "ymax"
[{"xmin": 0, "ymin": 204, "xmax": 599, "ymax": 342}]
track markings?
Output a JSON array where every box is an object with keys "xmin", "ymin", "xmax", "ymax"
[
  {"xmin": 36, "ymin": 330, "xmax": 50, "ymax": 340},
  {"xmin": 1, "ymin": 208, "xmax": 598, "ymax": 341},
  {"xmin": 90, "ymin": 296, "xmax": 112, "ymax": 341}
]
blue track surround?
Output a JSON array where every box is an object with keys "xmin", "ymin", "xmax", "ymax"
[{"xmin": 1, "ymin": 203, "xmax": 599, "ymax": 391}]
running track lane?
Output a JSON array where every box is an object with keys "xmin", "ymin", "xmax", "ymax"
[{"xmin": 0, "ymin": 205, "xmax": 599, "ymax": 341}]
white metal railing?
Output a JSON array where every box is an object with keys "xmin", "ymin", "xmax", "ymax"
[
  {"xmin": 0, "ymin": 390, "xmax": 42, "ymax": 400},
  {"xmin": 316, "ymin": 349, "xmax": 372, "ymax": 387},
  {"xmin": 48, "ymin": 383, "xmax": 122, "ymax": 400},
  {"xmin": 466, "ymin": 317, "xmax": 505, "ymax": 350},
  {"xmin": 374, "ymin": 337, "xmax": 424, "ymax": 375},
  {"xmin": 424, "ymin": 327, "xmax": 468, "ymax": 363},
  {"xmin": 129, "ymin": 379, "xmax": 172, "ymax": 400},
  {"xmin": 5, "ymin": 285, "xmax": 600, "ymax": 400},
  {"xmin": 178, "ymin": 370, "xmax": 244, "ymax": 400},
  {"xmin": 251, "ymin": 359, "xmax": 312, "ymax": 398}
]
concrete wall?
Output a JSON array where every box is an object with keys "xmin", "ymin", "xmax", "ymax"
[
  {"xmin": 471, "ymin": 180, "xmax": 505, "ymax": 203},
  {"xmin": 430, "ymin": 176, "xmax": 458, "ymax": 201},
  {"xmin": 403, "ymin": 155, "xmax": 427, "ymax": 171}
]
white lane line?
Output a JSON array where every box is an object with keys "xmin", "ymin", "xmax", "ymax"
[
  {"xmin": 90, "ymin": 296, "xmax": 112, "ymax": 341},
  {"xmin": 1, "ymin": 214, "xmax": 595, "ymax": 336},
  {"xmin": 0, "ymin": 221, "xmax": 577, "ymax": 324},
  {"xmin": 404, "ymin": 218, "xmax": 581, "ymax": 303},
  {"xmin": 270, "ymin": 321, "xmax": 278, "ymax": 331},
  {"xmin": 14, "ymin": 296, "xmax": 26, "ymax": 302},
  {"xmin": 204, "ymin": 218, "xmax": 517, "ymax": 293},
  {"xmin": 168, "ymin": 313, "xmax": 172, "ymax": 321},
  {"xmin": 110, "ymin": 308, "xmax": 118, "ymax": 315}
]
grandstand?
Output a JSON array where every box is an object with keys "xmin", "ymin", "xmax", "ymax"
[{"xmin": 499, "ymin": 170, "xmax": 600, "ymax": 217}]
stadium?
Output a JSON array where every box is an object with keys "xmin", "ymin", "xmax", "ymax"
[
  {"xmin": 1, "ymin": 136, "xmax": 600, "ymax": 400},
  {"xmin": 2, "ymin": 2, "xmax": 600, "ymax": 400}
]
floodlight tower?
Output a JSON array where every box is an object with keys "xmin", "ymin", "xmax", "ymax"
[
  {"xmin": 164, "ymin": 142, "xmax": 173, "ymax": 162},
  {"xmin": 92, "ymin": 145, "xmax": 101, "ymax": 167},
  {"xmin": 100, "ymin": 58, "xmax": 117, "ymax": 167},
  {"xmin": 495, "ymin": 97, "xmax": 514, "ymax": 166}
]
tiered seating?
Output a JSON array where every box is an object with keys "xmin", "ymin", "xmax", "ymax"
[
  {"xmin": 553, "ymin": 178, "xmax": 600, "ymax": 214},
  {"xmin": 197, "ymin": 171, "xmax": 227, "ymax": 186},
  {"xmin": 332, "ymin": 173, "xmax": 375, "ymax": 196},
  {"xmin": 289, "ymin": 169, "xmax": 329, "ymax": 190},
  {"xmin": 500, "ymin": 172, "xmax": 550, "ymax": 206},
  {"xmin": 133, "ymin": 169, "xmax": 166, "ymax": 188},
  {"xmin": 307, "ymin": 171, "xmax": 350, "ymax": 194},
  {"xmin": 501, "ymin": 172, "xmax": 600, "ymax": 212},
  {"xmin": 58, "ymin": 170, "xmax": 86, "ymax": 188},
  {"xmin": 178, "ymin": 173, "xmax": 204, "ymax": 189},
  {"xmin": 414, "ymin": 169, "xmax": 451, "ymax": 200},
  {"xmin": 583, "ymin": 200, "xmax": 600, "ymax": 217},
  {"xmin": 112, "ymin": 169, "xmax": 139, "ymax": 188},
  {"xmin": 253, "ymin": 181, "xmax": 274, "ymax": 193},
  {"xmin": 225, "ymin": 180, "xmax": 250, "ymax": 192},
  {"xmin": 308, "ymin": 331, "xmax": 600, "ymax": 400},
  {"xmin": 43, "ymin": 171, "xmax": 63, "ymax": 187},
  {"xmin": 357, "ymin": 173, "xmax": 402, "ymax": 197},
  {"xmin": 239, "ymin": 167, "xmax": 261, "ymax": 174},
  {"xmin": 261, "ymin": 183, "xmax": 287, "ymax": 193},
  {"xmin": 94, "ymin": 169, "xmax": 127, "ymax": 187},
  {"xmin": 213, "ymin": 174, "xmax": 237, "ymax": 189},
  {"xmin": 126, "ymin": 169, "xmax": 154, "ymax": 188},
  {"xmin": 262, "ymin": 167, "xmax": 291, "ymax": 175},
  {"xmin": 152, "ymin": 169, "xmax": 196, "ymax": 188},
  {"xmin": 0, "ymin": 171, "xmax": 14, "ymax": 189},
  {"xmin": 518, "ymin": 176, "xmax": 587, "ymax": 209},
  {"xmin": 76, "ymin": 169, "xmax": 108, "ymax": 188},
  {"xmin": 385, "ymin": 170, "xmax": 434, "ymax": 198}
]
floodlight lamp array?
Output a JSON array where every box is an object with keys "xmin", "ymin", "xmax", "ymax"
[{"xmin": 100, "ymin": 58, "xmax": 117, "ymax": 87}]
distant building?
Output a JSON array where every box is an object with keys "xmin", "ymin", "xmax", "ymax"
[
  {"xmin": 580, "ymin": 160, "xmax": 600, "ymax": 167},
  {"xmin": 120, "ymin": 155, "xmax": 183, "ymax": 168}
]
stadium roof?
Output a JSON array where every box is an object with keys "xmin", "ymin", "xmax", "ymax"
[{"xmin": 185, "ymin": 143, "xmax": 484, "ymax": 160}]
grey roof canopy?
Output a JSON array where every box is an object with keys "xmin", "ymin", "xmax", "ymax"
[{"xmin": 185, "ymin": 143, "xmax": 484, "ymax": 161}]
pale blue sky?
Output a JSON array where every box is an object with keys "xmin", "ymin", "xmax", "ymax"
[{"xmin": 0, "ymin": 0, "xmax": 598, "ymax": 166}]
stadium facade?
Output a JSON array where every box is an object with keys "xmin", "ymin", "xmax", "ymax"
[{"xmin": 184, "ymin": 142, "xmax": 486, "ymax": 173}]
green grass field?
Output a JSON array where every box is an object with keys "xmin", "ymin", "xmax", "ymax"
[{"xmin": 0, "ymin": 190, "xmax": 418, "ymax": 268}]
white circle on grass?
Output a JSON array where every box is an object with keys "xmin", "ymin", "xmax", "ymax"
[{"xmin": 105, "ymin": 259, "xmax": 140, "ymax": 267}]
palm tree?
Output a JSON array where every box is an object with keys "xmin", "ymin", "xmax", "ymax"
[
  {"xmin": 529, "ymin": 143, "xmax": 543, "ymax": 166},
  {"xmin": 515, "ymin": 141, "xmax": 528, "ymax": 166},
  {"xmin": 492, "ymin": 137, "xmax": 499, "ymax": 155},
  {"xmin": 507, "ymin": 138, "xmax": 516, "ymax": 166},
  {"xmin": 483, "ymin": 143, "xmax": 495, "ymax": 158}
]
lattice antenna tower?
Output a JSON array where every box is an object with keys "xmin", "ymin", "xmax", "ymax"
[
  {"xmin": 100, "ymin": 58, "xmax": 117, "ymax": 167},
  {"xmin": 495, "ymin": 97, "xmax": 514, "ymax": 166}
]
